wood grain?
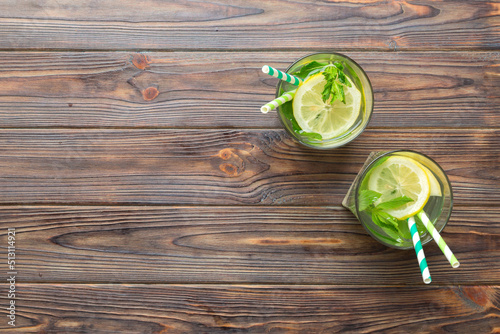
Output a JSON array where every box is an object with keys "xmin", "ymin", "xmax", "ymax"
[
  {"xmin": 0, "ymin": 51, "xmax": 498, "ymax": 128},
  {"xmin": 0, "ymin": 128, "xmax": 497, "ymax": 206},
  {"xmin": 0, "ymin": 1, "xmax": 497, "ymax": 332},
  {"xmin": 0, "ymin": 284, "xmax": 498, "ymax": 333},
  {"xmin": 1, "ymin": 206, "xmax": 497, "ymax": 284},
  {"xmin": 0, "ymin": 0, "xmax": 498, "ymax": 50}
]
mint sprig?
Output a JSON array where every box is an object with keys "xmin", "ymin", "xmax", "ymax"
[
  {"xmin": 292, "ymin": 61, "xmax": 352, "ymax": 105},
  {"xmin": 292, "ymin": 61, "xmax": 328, "ymax": 79},
  {"xmin": 358, "ymin": 190, "xmax": 414, "ymax": 240},
  {"xmin": 322, "ymin": 62, "xmax": 351, "ymax": 105}
]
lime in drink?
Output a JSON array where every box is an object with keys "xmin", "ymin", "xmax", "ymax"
[
  {"xmin": 276, "ymin": 53, "xmax": 374, "ymax": 149},
  {"xmin": 343, "ymin": 150, "xmax": 453, "ymax": 249}
]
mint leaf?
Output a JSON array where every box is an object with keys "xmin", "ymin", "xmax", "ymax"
[
  {"xmin": 358, "ymin": 190, "xmax": 382, "ymax": 211},
  {"xmin": 337, "ymin": 70, "xmax": 349, "ymax": 87},
  {"xmin": 299, "ymin": 131, "xmax": 322, "ymax": 141},
  {"xmin": 322, "ymin": 65, "xmax": 339, "ymax": 103},
  {"xmin": 398, "ymin": 218, "xmax": 412, "ymax": 240},
  {"xmin": 321, "ymin": 62, "xmax": 350, "ymax": 105},
  {"xmin": 371, "ymin": 211, "xmax": 401, "ymax": 240},
  {"xmin": 375, "ymin": 196, "xmax": 414, "ymax": 211},
  {"xmin": 359, "ymin": 191, "xmax": 413, "ymax": 242},
  {"xmin": 292, "ymin": 61, "xmax": 328, "ymax": 79},
  {"xmin": 375, "ymin": 210, "xmax": 399, "ymax": 229}
]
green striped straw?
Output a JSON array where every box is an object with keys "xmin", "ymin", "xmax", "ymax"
[
  {"xmin": 262, "ymin": 65, "xmax": 303, "ymax": 86},
  {"xmin": 260, "ymin": 90, "xmax": 296, "ymax": 113},
  {"xmin": 417, "ymin": 211, "xmax": 460, "ymax": 268},
  {"xmin": 408, "ymin": 216, "xmax": 432, "ymax": 284}
]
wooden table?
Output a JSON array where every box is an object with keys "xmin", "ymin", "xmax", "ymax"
[{"xmin": 0, "ymin": 1, "xmax": 499, "ymax": 333}]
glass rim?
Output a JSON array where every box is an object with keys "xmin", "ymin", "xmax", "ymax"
[
  {"xmin": 275, "ymin": 52, "xmax": 374, "ymax": 149},
  {"xmin": 353, "ymin": 149, "xmax": 454, "ymax": 250}
]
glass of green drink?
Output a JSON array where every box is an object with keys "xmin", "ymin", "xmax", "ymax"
[
  {"xmin": 276, "ymin": 53, "xmax": 374, "ymax": 149},
  {"xmin": 343, "ymin": 150, "xmax": 453, "ymax": 249}
]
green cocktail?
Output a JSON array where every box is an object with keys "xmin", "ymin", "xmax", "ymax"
[
  {"xmin": 343, "ymin": 150, "xmax": 453, "ymax": 249},
  {"xmin": 276, "ymin": 53, "xmax": 374, "ymax": 149}
]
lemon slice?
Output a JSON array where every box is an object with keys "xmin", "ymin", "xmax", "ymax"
[
  {"xmin": 422, "ymin": 165, "xmax": 442, "ymax": 197},
  {"xmin": 292, "ymin": 72, "xmax": 361, "ymax": 139},
  {"xmin": 368, "ymin": 156, "xmax": 431, "ymax": 219}
]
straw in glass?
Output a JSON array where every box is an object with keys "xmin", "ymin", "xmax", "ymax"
[
  {"xmin": 260, "ymin": 90, "xmax": 296, "ymax": 113},
  {"xmin": 408, "ymin": 216, "xmax": 432, "ymax": 284},
  {"xmin": 417, "ymin": 211, "xmax": 459, "ymax": 268},
  {"xmin": 262, "ymin": 65, "xmax": 303, "ymax": 86}
]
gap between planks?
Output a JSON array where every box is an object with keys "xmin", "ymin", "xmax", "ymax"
[
  {"xmin": 0, "ymin": 203, "xmax": 494, "ymax": 208},
  {"xmin": 0, "ymin": 127, "xmax": 497, "ymax": 130},
  {"xmin": 0, "ymin": 48, "xmax": 498, "ymax": 53},
  {"xmin": 10, "ymin": 282, "xmax": 499, "ymax": 288}
]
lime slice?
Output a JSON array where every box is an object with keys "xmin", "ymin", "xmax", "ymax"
[
  {"xmin": 292, "ymin": 72, "xmax": 361, "ymax": 139},
  {"xmin": 368, "ymin": 156, "xmax": 431, "ymax": 219}
]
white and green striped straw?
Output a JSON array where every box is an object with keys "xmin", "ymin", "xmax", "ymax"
[
  {"xmin": 417, "ymin": 211, "xmax": 460, "ymax": 268},
  {"xmin": 260, "ymin": 90, "xmax": 296, "ymax": 113},
  {"xmin": 262, "ymin": 65, "xmax": 303, "ymax": 86},
  {"xmin": 408, "ymin": 216, "xmax": 432, "ymax": 284}
]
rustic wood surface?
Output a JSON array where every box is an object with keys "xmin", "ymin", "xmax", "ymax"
[
  {"xmin": 0, "ymin": 0, "xmax": 499, "ymax": 333},
  {"xmin": 0, "ymin": 0, "xmax": 498, "ymax": 50},
  {"xmin": 2, "ymin": 284, "xmax": 499, "ymax": 333},
  {"xmin": 0, "ymin": 129, "xmax": 497, "ymax": 206},
  {"xmin": 0, "ymin": 51, "xmax": 498, "ymax": 128},
  {"xmin": 0, "ymin": 206, "xmax": 498, "ymax": 285}
]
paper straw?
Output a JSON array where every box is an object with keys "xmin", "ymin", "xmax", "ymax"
[
  {"xmin": 260, "ymin": 90, "xmax": 296, "ymax": 113},
  {"xmin": 262, "ymin": 65, "xmax": 303, "ymax": 86},
  {"xmin": 408, "ymin": 216, "xmax": 432, "ymax": 284},
  {"xmin": 417, "ymin": 211, "xmax": 460, "ymax": 268}
]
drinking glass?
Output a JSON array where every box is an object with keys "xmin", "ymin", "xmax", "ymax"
[
  {"xmin": 276, "ymin": 53, "xmax": 374, "ymax": 149},
  {"xmin": 342, "ymin": 150, "xmax": 453, "ymax": 249}
]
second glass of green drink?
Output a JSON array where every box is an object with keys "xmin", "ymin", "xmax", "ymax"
[
  {"xmin": 276, "ymin": 53, "xmax": 374, "ymax": 149},
  {"xmin": 343, "ymin": 150, "xmax": 453, "ymax": 249}
]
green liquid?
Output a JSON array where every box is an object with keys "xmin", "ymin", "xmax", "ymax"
[
  {"xmin": 278, "ymin": 62, "xmax": 365, "ymax": 143},
  {"xmin": 359, "ymin": 196, "xmax": 444, "ymax": 246},
  {"xmin": 357, "ymin": 159, "xmax": 445, "ymax": 248}
]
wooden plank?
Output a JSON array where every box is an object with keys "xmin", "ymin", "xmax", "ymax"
[
  {"xmin": 0, "ymin": 51, "xmax": 498, "ymax": 128},
  {"xmin": 0, "ymin": 128, "xmax": 497, "ymax": 206},
  {"xmin": 1, "ymin": 206, "xmax": 498, "ymax": 284},
  {"xmin": 0, "ymin": 284, "xmax": 498, "ymax": 333},
  {"xmin": 0, "ymin": 0, "xmax": 498, "ymax": 50}
]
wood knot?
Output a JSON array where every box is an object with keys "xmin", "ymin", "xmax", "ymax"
[
  {"xmin": 142, "ymin": 86, "xmax": 159, "ymax": 101},
  {"xmin": 219, "ymin": 148, "xmax": 232, "ymax": 160},
  {"xmin": 132, "ymin": 53, "xmax": 151, "ymax": 70},
  {"xmin": 216, "ymin": 148, "xmax": 245, "ymax": 177},
  {"xmin": 460, "ymin": 286, "xmax": 492, "ymax": 309},
  {"xmin": 219, "ymin": 163, "xmax": 242, "ymax": 177}
]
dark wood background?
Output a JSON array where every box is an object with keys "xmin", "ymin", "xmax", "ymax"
[{"xmin": 0, "ymin": 1, "xmax": 499, "ymax": 333}]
